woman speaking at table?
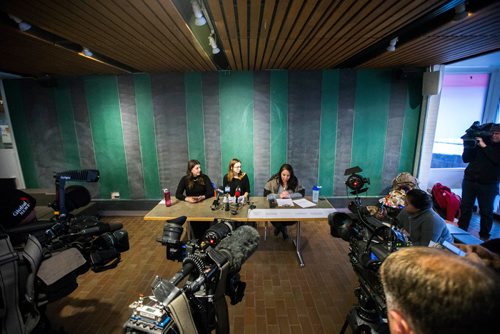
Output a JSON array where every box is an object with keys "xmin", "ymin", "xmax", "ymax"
[
  {"xmin": 263, "ymin": 163, "xmax": 304, "ymax": 239},
  {"xmin": 175, "ymin": 159, "xmax": 214, "ymax": 238}
]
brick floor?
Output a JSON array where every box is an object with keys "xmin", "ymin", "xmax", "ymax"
[{"xmin": 44, "ymin": 213, "xmax": 499, "ymax": 333}]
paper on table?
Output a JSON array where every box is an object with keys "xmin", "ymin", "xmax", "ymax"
[
  {"xmin": 293, "ymin": 198, "xmax": 317, "ymax": 208},
  {"xmin": 276, "ymin": 198, "xmax": 294, "ymax": 207}
]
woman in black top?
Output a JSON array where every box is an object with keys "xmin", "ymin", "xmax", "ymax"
[
  {"xmin": 175, "ymin": 159, "xmax": 214, "ymax": 238},
  {"xmin": 222, "ymin": 158, "xmax": 250, "ymax": 199}
]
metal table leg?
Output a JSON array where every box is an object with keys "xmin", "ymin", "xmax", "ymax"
[{"xmin": 292, "ymin": 221, "xmax": 305, "ymax": 267}]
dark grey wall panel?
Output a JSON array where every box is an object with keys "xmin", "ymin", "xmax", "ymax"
[
  {"xmin": 334, "ymin": 69, "xmax": 357, "ymax": 196},
  {"xmin": 381, "ymin": 76, "xmax": 407, "ymax": 191},
  {"xmin": 23, "ymin": 81, "xmax": 64, "ymax": 188},
  {"xmin": 70, "ymin": 77, "xmax": 99, "ymax": 197},
  {"xmin": 118, "ymin": 76, "xmax": 144, "ymax": 199},
  {"xmin": 202, "ymin": 73, "xmax": 222, "ymax": 187},
  {"xmin": 288, "ymin": 71, "xmax": 322, "ymax": 194},
  {"xmin": 151, "ymin": 73, "xmax": 188, "ymax": 191},
  {"xmin": 253, "ymin": 72, "xmax": 271, "ymax": 195}
]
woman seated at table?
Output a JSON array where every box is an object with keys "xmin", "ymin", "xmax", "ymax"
[
  {"xmin": 263, "ymin": 163, "xmax": 304, "ymax": 239},
  {"xmin": 175, "ymin": 159, "xmax": 214, "ymax": 238},
  {"xmin": 222, "ymin": 158, "xmax": 250, "ymax": 201},
  {"xmin": 396, "ymin": 189, "xmax": 453, "ymax": 246}
]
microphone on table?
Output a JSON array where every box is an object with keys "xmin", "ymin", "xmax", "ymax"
[
  {"xmin": 211, "ymin": 189, "xmax": 224, "ymax": 210},
  {"xmin": 235, "ymin": 187, "xmax": 241, "ymax": 208}
]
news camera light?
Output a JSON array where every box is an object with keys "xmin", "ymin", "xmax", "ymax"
[{"xmin": 346, "ymin": 173, "xmax": 368, "ymax": 192}]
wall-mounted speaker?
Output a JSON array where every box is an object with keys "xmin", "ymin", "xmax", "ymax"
[{"xmin": 422, "ymin": 71, "xmax": 442, "ymax": 96}]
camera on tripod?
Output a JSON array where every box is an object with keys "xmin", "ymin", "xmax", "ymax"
[
  {"xmin": 1, "ymin": 169, "xmax": 129, "ymax": 333},
  {"xmin": 124, "ymin": 218, "xmax": 260, "ymax": 334},
  {"xmin": 328, "ymin": 167, "xmax": 411, "ymax": 334}
]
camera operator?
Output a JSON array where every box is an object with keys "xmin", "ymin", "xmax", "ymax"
[
  {"xmin": 396, "ymin": 189, "xmax": 453, "ymax": 246},
  {"xmin": 458, "ymin": 124, "xmax": 500, "ymax": 240},
  {"xmin": 380, "ymin": 247, "xmax": 500, "ymax": 334}
]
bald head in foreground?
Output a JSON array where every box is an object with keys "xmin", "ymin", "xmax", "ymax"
[{"xmin": 380, "ymin": 247, "xmax": 500, "ymax": 334}]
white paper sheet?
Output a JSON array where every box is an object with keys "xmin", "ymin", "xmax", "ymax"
[
  {"xmin": 276, "ymin": 198, "xmax": 294, "ymax": 207},
  {"xmin": 293, "ymin": 198, "xmax": 317, "ymax": 208}
]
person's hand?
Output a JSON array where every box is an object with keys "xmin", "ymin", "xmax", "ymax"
[
  {"xmin": 475, "ymin": 137, "xmax": 487, "ymax": 148},
  {"xmin": 279, "ymin": 191, "xmax": 290, "ymax": 199},
  {"xmin": 455, "ymin": 243, "xmax": 500, "ymax": 272},
  {"xmin": 185, "ymin": 196, "xmax": 198, "ymax": 203}
]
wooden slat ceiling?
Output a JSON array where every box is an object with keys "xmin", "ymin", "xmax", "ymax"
[
  {"xmin": 0, "ymin": 0, "xmax": 498, "ymax": 77},
  {"xmin": 362, "ymin": 1, "xmax": 500, "ymax": 67}
]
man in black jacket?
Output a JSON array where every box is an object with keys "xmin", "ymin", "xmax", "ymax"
[{"xmin": 458, "ymin": 123, "xmax": 500, "ymax": 240}]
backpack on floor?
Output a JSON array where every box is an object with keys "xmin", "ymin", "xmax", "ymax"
[{"xmin": 431, "ymin": 183, "xmax": 461, "ymax": 222}]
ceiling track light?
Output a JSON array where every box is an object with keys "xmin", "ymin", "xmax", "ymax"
[
  {"xmin": 81, "ymin": 47, "xmax": 93, "ymax": 57},
  {"xmin": 8, "ymin": 14, "xmax": 32, "ymax": 32},
  {"xmin": 386, "ymin": 37, "xmax": 398, "ymax": 52},
  {"xmin": 191, "ymin": 0, "xmax": 206, "ymax": 26},
  {"xmin": 208, "ymin": 33, "xmax": 220, "ymax": 54}
]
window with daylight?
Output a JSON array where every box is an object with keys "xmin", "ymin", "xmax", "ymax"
[{"xmin": 431, "ymin": 73, "xmax": 490, "ymax": 168}]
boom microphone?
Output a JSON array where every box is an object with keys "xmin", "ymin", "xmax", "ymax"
[{"xmin": 215, "ymin": 225, "xmax": 260, "ymax": 273}]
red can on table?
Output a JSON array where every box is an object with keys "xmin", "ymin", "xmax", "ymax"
[{"xmin": 163, "ymin": 188, "xmax": 172, "ymax": 207}]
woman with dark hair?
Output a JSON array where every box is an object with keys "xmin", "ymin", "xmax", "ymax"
[
  {"xmin": 222, "ymin": 158, "xmax": 250, "ymax": 200},
  {"xmin": 263, "ymin": 163, "xmax": 305, "ymax": 239},
  {"xmin": 175, "ymin": 159, "xmax": 214, "ymax": 238},
  {"xmin": 397, "ymin": 189, "xmax": 453, "ymax": 246}
]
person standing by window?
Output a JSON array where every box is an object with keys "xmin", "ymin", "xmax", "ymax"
[{"xmin": 458, "ymin": 124, "xmax": 500, "ymax": 240}]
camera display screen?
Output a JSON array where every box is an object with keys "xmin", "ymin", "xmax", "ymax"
[{"xmin": 442, "ymin": 240, "xmax": 466, "ymax": 257}]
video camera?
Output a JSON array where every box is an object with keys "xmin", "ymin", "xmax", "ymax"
[
  {"xmin": 1, "ymin": 169, "xmax": 129, "ymax": 333},
  {"xmin": 124, "ymin": 218, "xmax": 259, "ymax": 334},
  {"xmin": 461, "ymin": 121, "xmax": 496, "ymax": 148},
  {"xmin": 328, "ymin": 167, "xmax": 411, "ymax": 333}
]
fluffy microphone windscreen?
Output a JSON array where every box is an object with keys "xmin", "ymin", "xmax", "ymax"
[{"xmin": 215, "ymin": 225, "xmax": 260, "ymax": 273}]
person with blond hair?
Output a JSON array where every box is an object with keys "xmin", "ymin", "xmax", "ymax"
[
  {"xmin": 380, "ymin": 247, "xmax": 500, "ymax": 334},
  {"xmin": 222, "ymin": 158, "xmax": 250, "ymax": 200}
]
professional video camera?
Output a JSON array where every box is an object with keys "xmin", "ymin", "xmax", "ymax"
[
  {"xmin": 461, "ymin": 121, "xmax": 496, "ymax": 148},
  {"xmin": 328, "ymin": 167, "xmax": 411, "ymax": 334},
  {"xmin": 1, "ymin": 169, "xmax": 129, "ymax": 333},
  {"xmin": 124, "ymin": 217, "xmax": 259, "ymax": 334}
]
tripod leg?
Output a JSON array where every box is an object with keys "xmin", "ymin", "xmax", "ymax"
[{"xmin": 340, "ymin": 315, "xmax": 349, "ymax": 334}]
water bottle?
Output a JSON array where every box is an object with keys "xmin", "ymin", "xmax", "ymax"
[
  {"xmin": 312, "ymin": 185, "xmax": 321, "ymax": 203},
  {"xmin": 163, "ymin": 188, "xmax": 172, "ymax": 207}
]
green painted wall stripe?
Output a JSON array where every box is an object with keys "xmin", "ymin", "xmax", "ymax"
[
  {"xmin": 134, "ymin": 74, "xmax": 161, "ymax": 199},
  {"xmin": 219, "ymin": 72, "xmax": 254, "ymax": 193},
  {"xmin": 318, "ymin": 70, "xmax": 339, "ymax": 197},
  {"xmin": 3, "ymin": 80, "xmax": 39, "ymax": 187},
  {"xmin": 85, "ymin": 76, "xmax": 130, "ymax": 199},
  {"xmin": 399, "ymin": 77, "xmax": 422, "ymax": 172},
  {"xmin": 270, "ymin": 71, "xmax": 288, "ymax": 174},
  {"xmin": 351, "ymin": 69, "xmax": 391, "ymax": 195},
  {"xmin": 53, "ymin": 79, "xmax": 81, "ymax": 170},
  {"xmin": 185, "ymin": 72, "xmax": 206, "ymax": 170}
]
